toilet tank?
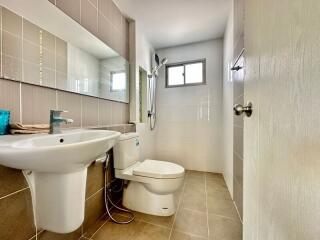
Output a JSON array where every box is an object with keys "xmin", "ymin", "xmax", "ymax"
[{"xmin": 113, "ymin": 132, "xmax": 140, "ymax": 170}]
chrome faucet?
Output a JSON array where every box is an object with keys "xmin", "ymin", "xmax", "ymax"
[{"xmin": 49, "ymin": 110, "xmax": 74, "ymax": 134}]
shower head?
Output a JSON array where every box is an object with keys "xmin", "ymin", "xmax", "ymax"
[
  {"xmin": 161, "ymin": 57, "xmax": 168, "ymax": 65},
  {"xmin": 152, "ymin": 57, "xmax": 168, "ymax": 74}
]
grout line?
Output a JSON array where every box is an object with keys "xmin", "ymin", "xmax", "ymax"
[
  {"xmin": 204, "ymin": 173, "xmax": 210, "ymax": 239},
  {"xmin": 0, "ymin": 187, "xmax": 29, "ymax": 200},
  {"xmin": 85, "ymin": 187, "xmax": 104, "ymax": 201},
  {"xmin": 167, "ymin": 179, "xmax": 186, "ymax": 240}
]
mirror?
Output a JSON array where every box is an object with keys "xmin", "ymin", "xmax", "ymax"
[{"xmin": 0, "ymin": 0, "xmax": 129, "ymax": 103}]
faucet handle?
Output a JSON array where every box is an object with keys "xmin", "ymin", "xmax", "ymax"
[
  {"xmin": 50, "ymin": 110, "xmax": 68, "ymax": 116},
  {"xmin": 50, "ymin": 110, "xmax": 68, "ymax": 114}
]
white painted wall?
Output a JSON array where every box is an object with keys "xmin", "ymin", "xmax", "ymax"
[
  {"xmin": 222, "ymin": 8, "xmax": 234, "ymax": 197},
  {"xmin": 154, "ymin": 40, "xmax": 224, "ymax": 172}
]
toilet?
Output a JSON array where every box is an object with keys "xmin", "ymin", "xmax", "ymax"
[{"xmin": 113, "ymin": 132, "xmax": 185, "ymax": 216}]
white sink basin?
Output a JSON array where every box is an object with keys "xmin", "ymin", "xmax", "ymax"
[
  {"xmin": 0, "ymin": 129, "xmax": 121, "ymax": 234},
  {"xmin": 0, "ymin": 129, "xmax": 120, "ymax": 173}
]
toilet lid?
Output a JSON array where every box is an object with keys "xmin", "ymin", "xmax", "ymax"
[{"xmin": 133, "ymin": 160, "xmax": 185, "ymax": 179}]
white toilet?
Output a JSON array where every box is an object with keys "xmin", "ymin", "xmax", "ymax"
[{"xmin": 113, "ymin": 132, "xmax": 185, "ymax": 216}]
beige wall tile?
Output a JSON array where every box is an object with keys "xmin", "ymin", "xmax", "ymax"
[
  {"xmin": 42, "ymin": 30, "xmax": 55, "ymax": 51},
  {"xmin": 56, "ymin": 0, "xmax": 81, "ymax": 23},
  {"xmin": 0, "ymin": 189, "xmax": 36, "ymax": 240},
  {"xmin": 111, "ymin": 102, "xmax": 122, "ymax": 124},
  {"xmin": 81, "ymin": 0, "xmax": 98, "ymax": 35},
  {"xmin": 55, "ymin": 37, "xmax": 67, "ymax": 57},
  {"xmin": 23, "ymin": 19, "xmax": 40, "ymax": 44},
  {"xmin": 98, "ymin": 0, "xmax": 112, "ymax": 19},
  {"xmin": 86, "ymin": 161, "xmax": 104, "ymax": 198},
  {"xmin": 21, "ymin": 84, "xmax": 56, "ymax": 124},
  {"xmin": 89, "ymin": 0, "xmax": 98, "ymax": 8},
  {"xmin": 2, "ymin": 55, "xmax": 22, "ymax": 80},
  {"xmin": 110, "ymin": 1, "xmax": 122, "ymax": 30},
  {"xmin": 98, "ymin": 13, "xmax": 112, "ymax": 46},
  {"xmin": 98, "ymin": 99, "xmax": 112, "ymax": 126},
  {"xmin": 56, "ymin": 72, "xmax": 68, "ymax": 90},
  {"xmin": 57, "ymin": 91, "xmax": 81, "ymax": 127},
  {"xmin": 83, "ymin": 189, "xmax": 105, "ymax": 233},
  {"xmin": 2, "ymin": 31, "xmax": 22, "ymax": 58},
  {"xmin": 42, "ymin": 49, "xmax": 55, "ymax": 69},
  {"xmin": 2, "ymin": 7, "xmax": 22, "ymax": 36},
  {"xmin": 0, "ymin": 166, "xmax": 27, "ymax": 198},
  {"xmin": 81, "ymin": 95, "xmax": 99, "ymax": 127},
  {"xmin": 42, "ymin": 68, "xmax": 56, "ymax": 88},
  {"xmin": 23, "ymin": 61, "xmax": 40, "ymax": 85},
  {"xmin": 0, "ymin": 79, "xmax": 20, "ymax": 123},
  {"xmin": 56, "ymin": 55, "xmax": 67, "ymax": 73},
  {"xmin": 23, "ymin": 40, "xmax": 40, "ymax": 64}
]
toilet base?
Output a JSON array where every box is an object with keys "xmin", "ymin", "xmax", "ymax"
[{"xmin": 123, "ymin": 181, "xmax": 176, "ymax": 216}]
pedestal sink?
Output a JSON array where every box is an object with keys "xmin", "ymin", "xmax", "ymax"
[{"xmin": 0, "ymin": 129, "xmax": 120, "ymax": 233}]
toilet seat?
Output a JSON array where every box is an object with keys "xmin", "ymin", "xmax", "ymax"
[{"xmin": 133, "ymin": 159, "xmax": 184, "ymax": 179}]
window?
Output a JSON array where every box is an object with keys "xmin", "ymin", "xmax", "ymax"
[
  {"xmin": 166, "ymin": 59, "xmax": 206, "ymax": 87},
  {"xmin": 110, "ymin": 71, "xmax": 126, "ymax": 91}
]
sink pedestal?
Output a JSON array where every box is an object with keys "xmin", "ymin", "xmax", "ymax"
[{"xmin": 23, "ymin": 168, "xmax": 88, "ymax": 234}]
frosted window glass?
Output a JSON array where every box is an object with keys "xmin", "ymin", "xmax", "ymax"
[
  {"xmin": 185, "ymin": 63, "xmax": 203, "ymax": 84},
  {"xmin": 111, "ymin": 72, "xmax": 126, "ymax": 91},
  {"xmin": 168, "ymin": 66, "xmax": 184, "ymax": 86}
]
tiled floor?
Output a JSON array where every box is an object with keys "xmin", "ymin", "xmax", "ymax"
[{"xmin": 81, "ymin": 171, "xmax": 242, "ymax": 240}]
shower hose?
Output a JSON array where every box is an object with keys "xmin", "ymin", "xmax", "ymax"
[{"xmin": 104, "ymin": 154, "xmax": 134, "ymax": 224}]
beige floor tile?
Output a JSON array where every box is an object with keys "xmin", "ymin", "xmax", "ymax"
[
  {"xmin": 180, "ymin": 190, "xmax": 207, "ymax": 213},
  {"xmin": 205, "ymin": 172, "xmax": 224, "ymax": 180},
  {"xmin": 206, "ymin": 187, "xmax": 232, "ymax": 201},
  {"xmin": 132, "ymin": 221, "xmax": 171, "ymax": 240},
  {"xmin": 184, "ymin": 182, "xmax": 206, "ymax": 196},
  {"xmin": 185, "ymin": 171, "xmax": 206, "ymax": 185},
  {"xmin": 173, "ymin": 208, "xmax": 208, "ymax": 238},
  {"xmin": 208, "ymin": 214, "xmax": 242, "ymax": 240},
  {"xmin": 206, "ymin": 177, "xmax": 228, "ymax": 193},
  {"xmin": 186, "ymin": 170, "xmax": 206, "ymax": 179},
  {"xmin": 170, "ymin": 231, "xmax": 208, "ymax": 240},
  {"xmin": 92, "ymin": 214, "xmax": 138, "ymax": 240},
  {"xmin": 134, "ymin": 211, "xmax": 175, "ymax": 228},
  {"xmin": 207, "ymin": 196, "xmax": 238, "ymax": 220}
]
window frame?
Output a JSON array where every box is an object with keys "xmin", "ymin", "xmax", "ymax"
[
  {"xmin": 110, "ymin": 70, "xmax": 126, "ymax": 92},
  {"xmin": 165, "ymin": 59, "xmax": 206, "ymax": 88}
]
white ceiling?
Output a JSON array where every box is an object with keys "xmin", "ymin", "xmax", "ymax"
[{"xmin": 114, "ymin": 0, "xmax": 232, "ymax": 49}]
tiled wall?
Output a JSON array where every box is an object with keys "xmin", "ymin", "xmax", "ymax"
[
  {"xmin": 154, "ymin": 40, "xmax": 224, "ymax": 173},
  {"xmin": 0, "ymin": 78, "xmax": 129, "ymax": 126},
  {"xmin": 50, "ymin": 0, "xmax": 129, "ymax": 61},
  {"xmin": 0, "ymin": 7, "xmax": 68, "ymax": 89}
]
